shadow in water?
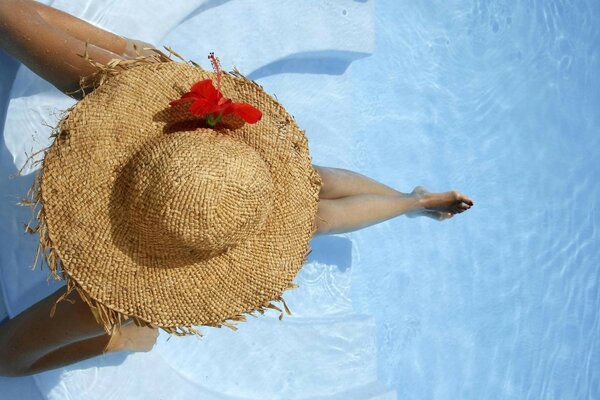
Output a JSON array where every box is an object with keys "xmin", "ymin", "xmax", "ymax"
[
  {"xmin": 308, "ymin": 235, "xmax": 353, "ymax": 272},
  {"xmin": 247, "ymin": 50, "xmax": 370, "ymax": 80},
  {"xmin": 176, "ymin": 0, "xmax": 234, "ymax": 27}
]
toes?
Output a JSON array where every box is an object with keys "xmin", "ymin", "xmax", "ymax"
[
  {"xmin": 452, "ymin": 202, "xmax": 471, "ymax": 213},
  {"xmin": 450, "ymin": 191, "xmax": 474, "ymax": 206},
  {"xmin": 459, "ymin": 194, "xmax": 474, "ymax": 206},
  {"xmin": 446, "ymin": 204, "xmax": 468, "ymax": 215}
]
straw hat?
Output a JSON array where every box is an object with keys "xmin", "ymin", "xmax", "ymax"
[{"xmin": 19, "ymin": 50, "xmax": 323, "ymax": 337}]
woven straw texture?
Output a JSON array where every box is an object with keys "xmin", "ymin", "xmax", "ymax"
[{"xmin": 20, "ymin": 56, "xmax": 323, "ymax": 336}]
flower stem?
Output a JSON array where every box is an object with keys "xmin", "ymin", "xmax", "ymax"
[{"xmin": 206, "ymin": 113, "xmax": 223, "ymax": 127}]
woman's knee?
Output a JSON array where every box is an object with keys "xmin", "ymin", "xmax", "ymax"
[
  {"xmin": 104, "ymin": 323, "xmax": 159, "ymax": 354},
  {"xmin": 312, "ymin": 199, "xmax": 333, "ymax": 236},
  {"xmin": 313, "ymin": 164, "xmax": 332, "ymax": 200}
]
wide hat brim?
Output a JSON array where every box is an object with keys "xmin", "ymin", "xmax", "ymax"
[{"xmin": 25, "ymin": 57, "xmax": 323, "ymax": 336}]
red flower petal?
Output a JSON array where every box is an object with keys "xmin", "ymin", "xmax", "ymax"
[
  {"xmin": 190, "ymin": 79, "xmax": 220, "ymax": 102},
  {"xmin": 228, "ymin": 102, "xmax": 262, "ymax": 124},
  {"xmin": 214, "ymin": 98, "xmax": 233, "ymax": 115},
  {"xmin": 169, "ymin": 75, "xmax": 262, "ymax": 128},
  {"xmin": 190, "ymin": 98, "xmax": 218, "ymax": 115}
]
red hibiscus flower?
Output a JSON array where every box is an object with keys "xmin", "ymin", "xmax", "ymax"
[{"xmin": 169, "ymin": 53, "xmax": 262, "ymax": 128}]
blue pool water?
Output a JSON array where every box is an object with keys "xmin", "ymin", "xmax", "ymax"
[{"xmin": 1, "ymin": 1, "xmax": 599, "ymax": 399}]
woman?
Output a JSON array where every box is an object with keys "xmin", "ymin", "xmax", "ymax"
[{"xmin": 0, "ymin": 0, "xmax": 473, "ymax": 376}]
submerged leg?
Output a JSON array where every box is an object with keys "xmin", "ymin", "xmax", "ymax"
[
  {"xmin": 29, "ymin": 1, "xmax": 157, "ymax": 58},
  {"xmin": 0, "ymin": 284, "xmax": 159, "ymax": 376},
  {"xmin": 0, "ymin": 0, "xmax": 155, "ymax": 98},
  {"xmin": 312, "ymin": 165, "xmax": 475, "ymax": 223},
  {"xmin": 24, "ymin": 334, "xmax": 112, "ymax": 376},
  {"xmin": 314, "ymin": 194, "xmax": 420, "ymax": 235},
  {"xmin": 25, "ymin": 322, "xmax": 158, "ymax": 376},
  {"xmin": 313, "ymin": 165, "xmax": 404, "ymax": 199},
  {"xmin": 28, "ymin": 0, "xmax": 129, "ymax": 56},
  {"xmin": 313, "ymin": 189, "xmax": 474, "ymax": 236},
  {"xmin": 0, "ymin": 286, "xmax": 110, "ymax": 376}
]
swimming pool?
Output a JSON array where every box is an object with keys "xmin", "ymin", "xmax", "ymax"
[{"xmin": 1, "ymin": 0, "xmax": 599, "ymax": 399}]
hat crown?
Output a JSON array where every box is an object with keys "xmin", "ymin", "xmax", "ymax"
[{"xmin": 121, "ymin": 130, "xmax": 274, "ymax": 261}]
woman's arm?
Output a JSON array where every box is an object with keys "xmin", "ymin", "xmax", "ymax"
[
  {"xmin": 27, "ymin": 0, "xmax": 129, "ymax": 55},
  {"xmin": 28, "ymin": 1, "xmax": 157, "ymax": 59},
  {"xmin": 0, "ymin": 0, "xmax": 129, "ymax": 98}
]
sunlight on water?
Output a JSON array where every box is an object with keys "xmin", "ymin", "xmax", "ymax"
[
  {"xmin": 0, "ymin": 0, "xmax": 598, "ymax": 398},
  {"xmin": 343, "ymin": 1, "xmax": 600, "ymax": 398}
]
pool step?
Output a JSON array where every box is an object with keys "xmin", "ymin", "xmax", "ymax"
[
  {"xmin": 156, "ymin": 312, "xmax": 389, "ymax": 398},
  {"xmin": 36, "ymin": 313, "xmax": 395, "ymax": 399}
]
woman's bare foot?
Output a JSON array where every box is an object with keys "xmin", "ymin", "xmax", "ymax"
[
  {"xmin": 406, "ymin": 186, "xmax": 474, "ymax": 221},
  {"xmin": 103, "ymin": 321, "xmax": 159, "ymax": 354}
]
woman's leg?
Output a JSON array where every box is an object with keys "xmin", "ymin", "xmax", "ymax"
[
  {"xmin": 23, "ymin": 334, "xmax": 113, "ymax": 376},
  {"xmin": 0, "ymin": 284, "xmax": 158, "ymax": 376},
  {"xmin": 0, "ymin": 286, "xmax": 108, "ymax": 376},
  {"xmin": 24, "ymin": 322, "xmax": 158, "ymax": 376},
  {"xmin": 28, "ymin": 0, "xmax": 129, "ymax": 56},
  {"xmin": 0, "ymin": 0, "xmax": 154, "ymax": 98},
  {"xmin": 314, "ymin": 194, "xmax": 420, "ymax": 235},
  {"xmin": 29, "ymin": 1, "xmax": 156, "ymax": 59},
  {"xmin": 312, "ymin": 164, "xmax": 475, "ymax": 235},
  {"xmin": 313, "ymin": 165, "xmax": 405, "ymax": 199}
]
